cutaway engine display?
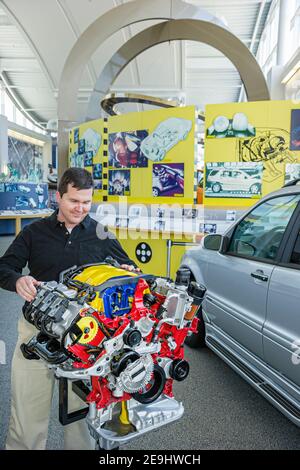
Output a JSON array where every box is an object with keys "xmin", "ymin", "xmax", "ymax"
[{"xmin": 21, "ymin": 260, "xmax": 205, "ymax": 449}]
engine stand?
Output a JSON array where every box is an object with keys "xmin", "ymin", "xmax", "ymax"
[{"xmin": 87, "ymin": 396, "xmax": 184, "ymax": 451}]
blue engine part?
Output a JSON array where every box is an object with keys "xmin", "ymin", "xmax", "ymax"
[{"xmin": 102, "ymin": 283, "xmax": 136, "ymax": 318}]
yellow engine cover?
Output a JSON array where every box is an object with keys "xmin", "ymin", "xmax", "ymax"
[{"xmin": 73, "ymin": 264, "xmax": 138, "ymax": 312}]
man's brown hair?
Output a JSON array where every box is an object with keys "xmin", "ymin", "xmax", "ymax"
[{"xmin": 58, "ymin": 167, "xmax": 94, "ymax": 197}]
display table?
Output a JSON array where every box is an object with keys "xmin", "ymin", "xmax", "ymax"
[{"xmin": 0, "ymin": 210, "xmax": 53, "ymax": 235}]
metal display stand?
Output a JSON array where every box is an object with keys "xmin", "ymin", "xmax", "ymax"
[{"xmin": 59, "ymin": 378, "xmax": 184, "ymax": 451}]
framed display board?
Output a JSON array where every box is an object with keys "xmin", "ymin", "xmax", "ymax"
[
  {"xmin": 69, "ymin": 118, "xmax": 107, "ymax": 203},
  {"xmin": 107, "ymin": 105, "xmax": 197, "ymax": 204},
  {"xmin": 204, "ymin": 100, "xmax": 300, "ymax": 207}
]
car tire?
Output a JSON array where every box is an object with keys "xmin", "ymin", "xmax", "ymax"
[
  {"xmin": 250, "ymin": 183, "xmax": 261, "ymax": 195},
  {"xmin": 212, "ymin": 182, "xmax": 222, "ymax": 193},
  {"xmin": 185, "ymin": 307, "xmax": 206, "ymax": 348},
  {"xmin": 152, "ymin": 187, "xmax": 160, "ymax": 197}
]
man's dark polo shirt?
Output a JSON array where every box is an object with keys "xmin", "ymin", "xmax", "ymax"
[{"xmin": 0, "ymin": 211, "xmax": 135, "ymax": 292}]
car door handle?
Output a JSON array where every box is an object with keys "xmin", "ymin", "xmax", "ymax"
[{"xmin": 251, "ymin": 270, "xmax": 269, "ymax": 282}]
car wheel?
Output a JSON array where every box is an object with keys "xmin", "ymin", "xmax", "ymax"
[
  {"xmin": 185, "ymin": 307, "xmax": 206, "ymax": 348},
  {"xmin": 250, "ymin": 183, "xmax": 261, "ymax": 194},
  {"xmin": 212, "ymin": 182, "xmax": 222, "ymax": 193},
  {"xmin": 152, "ymin": 187, "xmax": 160, "ymax": 197}
]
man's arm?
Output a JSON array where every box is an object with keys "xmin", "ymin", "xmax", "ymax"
[{"xmin": 0, "ymin": 227, "xmax": 31, "ymax": 292}]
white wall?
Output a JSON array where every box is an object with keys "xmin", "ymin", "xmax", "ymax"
[{"xmin": 0, "ymin": 114, "xmax": 8, "ymax": 174}]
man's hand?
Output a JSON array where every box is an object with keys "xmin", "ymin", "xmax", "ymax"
[
  {"xmin": 120, "ymin": 264, "xmax": 141, "ymax": 273},
  {"xmin": 16, "ymin": 276, "xmax": 41, "ymax": 302}
]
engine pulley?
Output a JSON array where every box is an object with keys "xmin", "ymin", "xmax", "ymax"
[
  {"xmin": 132, "ymin": 364, "xmax": 166, "ymax": 404},
  {"xmin": 76, "ymin": 316, "xmax": 103, "ymax": 346}
]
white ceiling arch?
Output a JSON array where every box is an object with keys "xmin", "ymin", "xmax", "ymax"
[
  {"xmin": 86, "ymin": 19, "xmax": 269, "ymax": 121},
  {"xmin": 0, "ymin": 0, "xmax": 272, "ymax": 127},
  {"xmin": 58, "ymin": 0, "xmax": 226, "ymax": 122}
]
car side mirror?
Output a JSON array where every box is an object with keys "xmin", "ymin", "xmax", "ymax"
[{"xmin": 203, "ymin": 234, "xmax": 223, "ymax": 251}]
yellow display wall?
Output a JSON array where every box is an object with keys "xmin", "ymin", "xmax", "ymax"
[
  {"xmin": 69, "ymin": 106, "xmax": 197, "ymax": 206},
  {"xmin": 107, "ymin": 106, "xmax": 196, "ymax": 205},
  {"xmin": 69, "ymin": 118, "xmax": 106, "ymax": 203},
  {"xmin": 110, "ymin": 228, "xmax": 197, "ymax": 279},
  {"xmin": 204, "ymin": 100, "xmax": 300, "ymax": 208}
]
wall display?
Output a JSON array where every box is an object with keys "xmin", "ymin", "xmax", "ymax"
[
  {"xmin": 152, "ymin": 163, "xmax": 184, "ymax": 197},
  {"xmin": 82, "ymin": 128, "xmax": 102, "ymax": 155},
  {"xmin": 93, "ymin": 163, "xmax": 102, "ymax": 180},
  {"xmin": 108, "ymin": 170, "xmax": 130, "ymax": 196},
  {"xmin": 5, "ymin": 183, "xmax": 18, "ymax": 192},
  {"xmin": 129, "ymin": 206, "xmax": 142, "ymax": 218},
  {"xmin": 84, "ymin": 152, "xmax": 93, "ymax": 167},
  {"xmin": 153, "ymin": 219, "xmax": 166, "ymax": 231},
  {"xmin": 204, "ymin": 101, "xmax": 300, "ymax": 207},
  {"xmin": 69, "ymin": 119, "xmax": 105, "ymax": 203},
  {"xmin": 107, "ymin": 106, "xmax": 196, "ymax": 204},
  {"xmin": 7, "ymin": 136, "xmax": 43, "ymax": 182},
  {"xmin": 199, "ymin": 223, "xmax": 217, "ymax": 234},
  {"xmin": 207, "ymin": 113, "xmax": 255, "ymax": 139},
  {"xmin": 290, "ymin": 109, "xmax": 300, "ymax": 151},
  {"xmin": 70, "ymin": 125, "xmax": 103, "ymax": 164},
  {"xmin": 94, "ymin": 179, "xmax": 102, "ymax": 190},
  {"xmin": 108, "ymin": 131, "xmax": 148, "ymax": 168},
  {"xmin": 70, "ymin": 107, "xmax": 196, "ymax": 205},
  {"xmin": 70, "ymin": 152, "xmax": 84, "ymax": 168},
  {"xmin": 182, "ymin": 208, "xmax": 198, "ymax": 219},
  {"xmin": 128, "ymin": 218, "xmax": 142, "ymax": 229},
  {"xmin": 205, "ymin": 162, "xmax": 263, "ymax": 198},
  {"xmin": 141, "ymin": 117, "xmax": 192, "ymax": 162},
  {"xmin": 156, "ymin": 207, "xmax": 165, "ymax": 218},
  {"xmin": 135, "ymin": 243, "xmax": 152, "ymax": 264},
  {"xmin": 111, "ymin": 234, "xmax": 195, "ymax": 280},
  {"xmin": 74, "ymin": 128, "xmax": 79, "ymax": 144},
  {"xmin": 0, "ymin": 183, "xmax": 48, "ymax": 211},
  {"xmin": 238, "ymin": 128, "xmax": 297, "ymax": 183},
  {"xmin": 115, "ymin": 217, "xmax": 128, "ymax": 228},
  {"xmin": 285, "ymin": 163, "xmax": 300, "ymax": 184},
  {"xmin": 78, "ymin": 139, "xmax": 86, "ymax": 155}
]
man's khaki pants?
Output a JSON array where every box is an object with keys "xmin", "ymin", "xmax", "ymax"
[{"xmin": 6, "ymin": 316, "xmax": 95, "ymax": 450}]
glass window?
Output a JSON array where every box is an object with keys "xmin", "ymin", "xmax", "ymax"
[
  {"xmin": 290, "ymin": 230, "xmax": 300, "ymax": 264},
  {"xmin": 4, "ymin": 92, "xmax": 14, "ymax": 122},
  {"xmin": 16, "ymin": 108, "xmax": 25, "ymax": 127},
  {"xmin": 228, "ymin": 194, "xmax": 300, "ymax": 261}
]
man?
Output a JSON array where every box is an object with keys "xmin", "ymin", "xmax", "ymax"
[{"xmin": 0, "ymin": 167, "xmax": 139, "ymax": 450}]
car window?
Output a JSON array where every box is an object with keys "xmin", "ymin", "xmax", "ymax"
[
  {"xmin": 228, "ymin": 194, "xmax": 300, "ymax": 261},
  {"xmin": 290, "ymin": 231, "xmax": 300, "ymax": 264}
]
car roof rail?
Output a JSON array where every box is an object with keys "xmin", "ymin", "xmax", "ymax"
[{"xmin": 283, "ymin": 178, "xmax": 300, "ymax": 188}]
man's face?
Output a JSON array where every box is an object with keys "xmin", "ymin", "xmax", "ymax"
[{"xmin": 56, "ymin": 184, "xmax": 93, "ymax": 226}]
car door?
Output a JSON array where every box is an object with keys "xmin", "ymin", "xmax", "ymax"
[
  {"xmin": 263, "ymin": 209, "xmax": 300, "ymax": 389},
  {"xmin": 204, "ymin": 193, "xmax": 300, "ymax": 360},
  {"xmin": 219, "ymin": 170, "xmax": 232, "ymax": 191},
  {"xmin": 230, "ymin": 170, "xmax": 245, "ymax": 191}
]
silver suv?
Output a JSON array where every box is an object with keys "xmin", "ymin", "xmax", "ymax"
[
  {"xmin": 206, "ymin": 168, "xmax": 261, "ymax": 195},
  {"xmin": 180, "ymin": 182, "xmax": 300, "ymax": 427}
]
